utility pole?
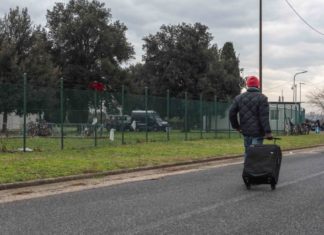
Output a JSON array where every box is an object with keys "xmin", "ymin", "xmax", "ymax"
[
  {"xmin": 281, "ymin": 89, "xmax": 284, "ymax": 102},
  {"xmin": 259, "ymin": 0, "xmax": 263, "ymax": 93},
  {"xmin": 299, "ymin": 82, "xmax": 305, "ymax": 104}
]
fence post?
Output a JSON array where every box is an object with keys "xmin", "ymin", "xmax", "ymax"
[
  {"xmin": 283, "ymin": 103, "xmax": 286, "ymax": 134},
  {"xmin": 215, "ymin": 97, "xmax": 218, "ymax": 138},
  {"xmin": 228, "ymin": 106, "xmax": 231, "ymax": 139},
  {"xmin": 298, "ymin": 103, "xmax": 301, "ymax": 124},
  {"xmin": 214, "ymin": 95, "xmax": 217, "ymax": 138},
  {"xmin": 167, "ymin": 89, "xmax": 170, "ymax": 141},
  {"xmin": 23, "ymin": 73, "xmax": 27, "ymax": 152},
  {"xmin": 185, "ymin": 91, "xmax": 188, "ymax": 141},
  {"xmin": 100, "ymin": 93, "xmax": 103, "ymax": 137},
  {"xmin": 276, "ymin": 103, "xmax": 279, "ymax": 136},
  {"xmin": 121, "ymin": 85, "xmax": 125, "ymax": 144},
  {"xmin": 145, "ymin": 86, "xmax": 148, "ymax": 143},
  {"xmin": 200, "ymin": 93, "xmax": 203, "ymax": 139},
  {"xmin": 290, "ymin": 105, "xmax": 293, "ymax": 124},
  {"xmin": 94, "ymin": 90, "xmax": 97, "ymax": 147},
  {"xmin": 295, "ymin": 106, "xmax": 297, "ymax": 126},
  {"xmin": 60, "ymin": 77, "xmax": 64, "ymax": 150}
]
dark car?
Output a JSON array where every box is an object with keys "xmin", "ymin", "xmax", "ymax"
[
  {"xmin": 131, "ymin": 110, "xmax": 169, "ymax": 131},
  {"xmin": 105, "ymin": 115, "xmax": 132, "ymax": 131}
]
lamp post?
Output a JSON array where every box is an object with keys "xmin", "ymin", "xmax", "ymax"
[{"xmin": 293, "ymin": 70, "xmax": 307, "ymax": 102}]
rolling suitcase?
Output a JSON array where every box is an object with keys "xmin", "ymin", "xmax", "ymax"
[{"xmin": 242, "ymin": 139, "xmax": 282, "ymax": 190}]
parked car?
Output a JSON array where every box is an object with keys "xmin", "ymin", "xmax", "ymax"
[
  {"xmin": 131, "ymin": 110, "xmax": 169, "ymax": 131},
  {"xmin": 105, "ymin": 115, "xmax": 132, "ymax": 131}
]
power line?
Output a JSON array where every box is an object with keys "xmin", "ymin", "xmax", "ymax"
[
  {"xmin": 284, "ymin": 0, "xmax": 324, "ymax": 36},
  {"xmin": 263, "ymin": 81, "xmax": 289, "ymax": 92}
]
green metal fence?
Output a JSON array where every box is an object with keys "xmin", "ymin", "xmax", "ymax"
[{"xmin": 0, "ymin": 77, "xmax": 305, "ymax": 151}]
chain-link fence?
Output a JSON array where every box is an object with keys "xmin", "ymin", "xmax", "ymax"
[{"xmin": 0, "ymin": 78, "xmax": 306, "ymax": 151}]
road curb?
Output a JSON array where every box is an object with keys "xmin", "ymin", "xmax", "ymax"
[{"xmin": 1, "ymin": 144, "xmax": 323, "ymax": 191}]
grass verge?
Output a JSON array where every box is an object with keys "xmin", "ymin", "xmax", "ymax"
[{"xmin": 0, "ymin": 133, "xmax": 323, "ymax": 184}]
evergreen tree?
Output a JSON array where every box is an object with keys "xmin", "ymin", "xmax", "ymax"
[
  {"xmin": 0, "ymin": 7, "xmax": 33, "ymax": 132},
  {"xmin": 46, "ymin": 0, "xmax": 134, "ymax": 123},
  {"xmin": 142, "ymin": 22, "xmax": 213, "ymax": 99},
  {"xmin": 136, "ymin": 23, "xmax": 242, "ymax": 101},
  {"xmin": 219, "ymin": 42, "xmax": 243, "ymax": 100}
]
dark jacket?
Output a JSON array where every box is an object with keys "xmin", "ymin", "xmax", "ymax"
[{"xmin": 229, "ymin": 88, "xmax": 271, "ymax": 137}]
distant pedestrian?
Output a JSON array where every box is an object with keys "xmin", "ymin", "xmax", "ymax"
[
  {"xmin": 131, "ymin": 120, "xmax": 136, "ymax": 131},
  {"xmin": 229, "ymin": 75, "xmax": 273, "ymax": 157},
  {"xmin": 315, "ymin": 120, "xmax": 320, "ymax": 134},
  {"xmin": 289, "ymin": 118, "xmax": 295, "ymax": 135}
]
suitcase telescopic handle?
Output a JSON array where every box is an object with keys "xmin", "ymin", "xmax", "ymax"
[{"xmin": 267, "ymin": 137, "xmax": 281, "ymax": 144}]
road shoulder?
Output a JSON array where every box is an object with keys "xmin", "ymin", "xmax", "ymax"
[{"xmin": 1, "ymin": 146, "xmax": 323, "ymax": 203}]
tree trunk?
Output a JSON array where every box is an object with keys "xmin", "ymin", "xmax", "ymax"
[{"xmin": 2, "ymin": 111, "xmax": 8, "ymax": 133}]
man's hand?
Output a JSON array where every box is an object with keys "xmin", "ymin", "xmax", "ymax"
[{"xmin": 265, "ymin": 132, "xmax": 273, "ymax": 140}]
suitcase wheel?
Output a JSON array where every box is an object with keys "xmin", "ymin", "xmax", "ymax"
[
  {"xmin": 243, "ymin": 177, "xmax": 251, "ymax": 190},
  {"xmin": 268, "ymin": 177, "xmax": 276, "ymax": 190},
  {"xmin": 271, "ymin": 183, "xmax": 276, "ymax": 190}
]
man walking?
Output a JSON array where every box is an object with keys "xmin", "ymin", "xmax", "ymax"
[{"xmin": 229, "ymin": 75, "xmax": 272, "ymax": 154}]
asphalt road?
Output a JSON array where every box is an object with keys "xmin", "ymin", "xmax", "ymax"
[{"xmin": 0, "ymin": 149, "xmax": 323, "ymax": 235}]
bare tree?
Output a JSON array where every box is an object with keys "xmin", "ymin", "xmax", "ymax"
[{"xmin": 307, "ymin": 88, "xmax": 324, "ymax": 112}]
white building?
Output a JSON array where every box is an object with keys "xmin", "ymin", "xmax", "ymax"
[{"xmin": 0, "ymin": 113, "xmax": 37, "ymax": 131}]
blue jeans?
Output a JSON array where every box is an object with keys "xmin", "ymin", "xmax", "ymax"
[{"xmin": 243, "ymin": 136, "xmax": 264, "ymax": 159}]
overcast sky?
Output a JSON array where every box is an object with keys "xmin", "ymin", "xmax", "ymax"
[{"xmin": 1, "ymin": 0, "xmax": 324, "ymax": 112}]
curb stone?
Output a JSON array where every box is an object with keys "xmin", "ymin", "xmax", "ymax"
[{"xmin": 1, "ymin": 144, "xmax": 323, "ymax": 191}]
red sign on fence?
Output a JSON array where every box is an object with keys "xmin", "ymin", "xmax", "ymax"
[{"xmin": 89, "ymin": 81, "xmax": 105, "ymax": 91}]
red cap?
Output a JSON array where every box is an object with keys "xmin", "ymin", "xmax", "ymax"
[{"xmin": 246, "ymin": 76, "xmax": 260, "ymax": 88}]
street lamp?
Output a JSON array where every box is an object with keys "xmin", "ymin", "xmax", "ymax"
[{"xmin": 293, "ymin": 70, "xmax": 307, "ymax": 102}]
